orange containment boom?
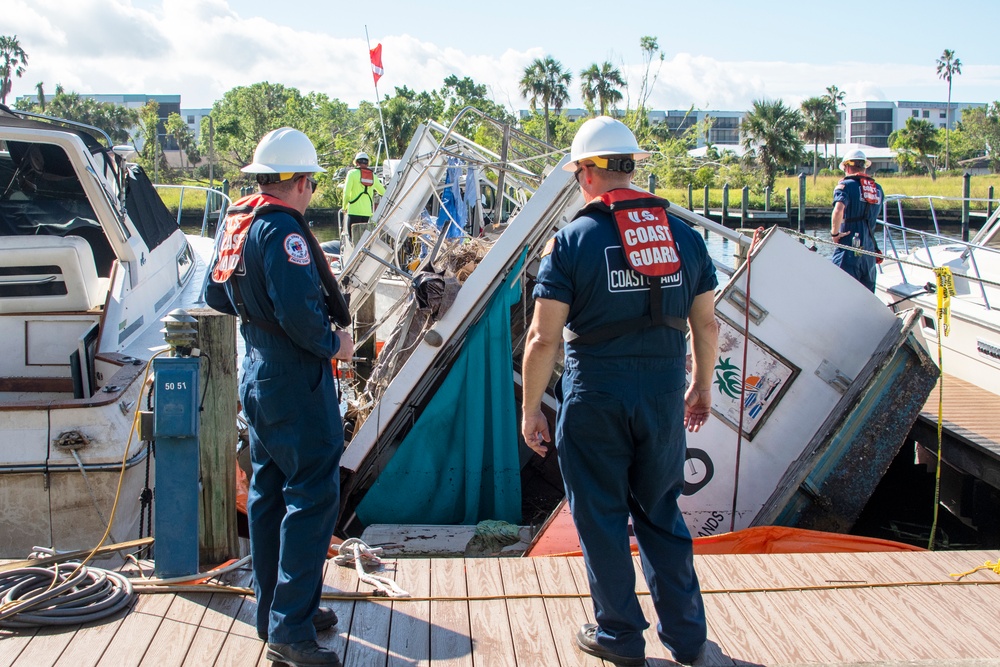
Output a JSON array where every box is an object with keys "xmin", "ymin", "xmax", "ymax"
[{"xmin": 525, "ymin": 500, "xmax": 923, "ymax": 557}]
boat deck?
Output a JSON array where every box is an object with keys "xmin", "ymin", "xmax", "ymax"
[{"xmin": 3, "ymin": 549, "xmax": 1000, "ymax": 666}]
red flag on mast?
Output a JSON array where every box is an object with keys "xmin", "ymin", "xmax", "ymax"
[{"xmin": 370, "ymin": 43, "xmax": 384, "ymax": 85}]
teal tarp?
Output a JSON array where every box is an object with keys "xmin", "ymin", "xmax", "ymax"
[{"xmin": 355, "ymin": 247, "xmax": 528, "ymax": 526}]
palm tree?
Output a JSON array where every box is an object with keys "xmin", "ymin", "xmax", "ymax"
[
  {"xmin": 823, "ymin": 84, "xmax": 846, "ymax": 164},
  {"xmin": 519, "ymin": 56, "xmax": 572, "ymax": 145},
  {"xmin": 0, "ymin": 35, "xmax": 29, "ymax": 106},
  {"xmin": 936, "ymin": 49, "xmax": 962, "ymax": 170},
  {"xmin": 889, "ymin": 117, "xmax": 941, "ymax": 179},
  {"xmin": 35, "ymin": 81, "xmax": 44, "ymax": 111},
  {"xmin": 800, "ymin": 96, "xmax": 837, "ymax": 184},
  {"xmin": 579, "ymin": 61, "xmax": 625, "ymax": 117},
  {"xmin": 740, "ymin": 99, "xmax": 805, "ymax": 190}
]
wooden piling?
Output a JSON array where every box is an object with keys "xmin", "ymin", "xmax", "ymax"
[
  {"xmin": 797, "ymin": 173, "xmax": 806, "ymax": 235},
  {"xmin": 740, "ymin": 186, "xmax": 749, "ymax": 226},
  {"xmin": 190, "ymin": 308, "xmax": 240, "ymax": 564},
  {"xmin": 722, "ymin": 184, "xmax": 729, "ymax": 225},
  {"xmin": 962, "ymin": 172, "xmax": 971, "ymax": 241},
  {"xmin": 703, "ymin": 185, "xmax": 710, "ymax": 218}
]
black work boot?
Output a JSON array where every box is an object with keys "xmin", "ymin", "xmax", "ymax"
[{"xmin": 266, "ymin": 640, "xmax": 342, "ymax": 667}]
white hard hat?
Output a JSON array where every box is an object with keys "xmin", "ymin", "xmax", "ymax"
[
  {"xmin": 242, "ymin": 127, "xmax": 326, "ymax": 174},
  {"xmin": 355, "ymin": 152, "xmax": 370, "ymax": 162},
  {"xmin": 839, "ymin": 148, "xmax": 871, "ymax": 169},
  {"xmin": 562, "ymin": 116, "xmax": 650, "ymax": 172}
]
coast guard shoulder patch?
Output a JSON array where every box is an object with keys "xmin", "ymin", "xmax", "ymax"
[{"xmin": 284, "ymin": 233, "xmax": 311, "ymax": 265}]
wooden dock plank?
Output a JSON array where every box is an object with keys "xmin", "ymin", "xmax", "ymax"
[
  {"xmin": 341, "ymin": 558, "xmax": 395, "ymax": 667},
  {"xmin": 51, "ymin": 606, "xmax": 133, "ymax": 667},
  {"xmin": 387, "ymin": 557, "xmax": 430, "ymax": 667},
  {"xmin": 700, "ymin": 593, "xmax": 777, "ymax": 665},
  {"xmin": 93, "ymin": 588, "xmax": 172, "ymax": 667},
  {"xmin": 0, "ymin": 627, "xmax": 36, "ymax": 667},
  {"xmin": 631, "ymin": 554, "xmax": 681, "ymax": 663},
  {"xmin": 138, "ymin": 592, "xmax": 211, "ymax": 667},
  {"xmin": 184, "ymin": 588, "xmax": 251, "ymax": 667},
  {"xmin": 498, "ymin": 558, "xmax": 561, "ymax": 666},
  {"xmin": 564, "ymin": 556, "xmax": 615, "ymax": 666},
  {"xmin": 534, "ymin": 556, "xmax": 605, "ymax": 667},
  {"xmin": 9, "ymin": 625, "xmax": 74, "ymax": 667},
  {"xmin": 6, "ymin": 550, "xmax": 1000, "ymax": 666},
  {"xmin": 464, "ymin": 558, "xmax": 516, "ymax": 667},
  {"xmin": 428, "ymin": 557, "xmax": 473, "ymax": 667},
  {"xmin": 320, "ymin": 556, "xmax": 361, "ymax": 663},
  {"xmin": 750, "ymin": 553, "xmax": 915, "ymax": 662}
]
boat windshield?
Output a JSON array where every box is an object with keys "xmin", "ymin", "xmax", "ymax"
[{"xmin": 0, "ymin": 139, "xmax": 115, "ymax": 277}]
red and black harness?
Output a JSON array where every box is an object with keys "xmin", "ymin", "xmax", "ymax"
[
  {"xmin": 563, "ymin": 189, "xmax": 688, "ymax": 345},
  {"xmin": 212, "ymin": 194, "xmax": 350, "ymax": 334}
]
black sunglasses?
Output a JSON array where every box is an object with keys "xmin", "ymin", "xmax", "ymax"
[{"xmin": 298, "ymin": 175, "xmax": 318, "ymax": 193}]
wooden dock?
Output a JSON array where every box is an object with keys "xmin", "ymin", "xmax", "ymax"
[
  {"xmin": 3, "ymin": 549, "xmax": 1000, "ymax": 666},
  {"xmin": 910, "ymin": 372, "xmax": 1000, "ymax": 535}
]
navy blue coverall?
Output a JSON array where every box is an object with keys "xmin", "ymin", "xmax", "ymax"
[
  {"xmin": 206, "ymin": 204, "xmax": 343, "ymax": 645},
  {"xmin": 831, "ymin": 175, "xmax": 884, "ymax": 292},
  {"xmin": 533, "ymin": 198, "xmax": 718, "ymax": 663}
]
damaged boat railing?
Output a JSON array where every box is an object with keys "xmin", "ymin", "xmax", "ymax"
[
  {"xmin": 877, "ymin": 194, "xmax": 1000, "ymax": 310},
  {"xmin": 338, "ymin": 108, "xmax": 567, "ymax": 315}
]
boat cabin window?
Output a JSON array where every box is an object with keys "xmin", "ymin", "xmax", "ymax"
[{"xmin": 0, "ymin": 140, "xmax": 116, "ymax": 277}]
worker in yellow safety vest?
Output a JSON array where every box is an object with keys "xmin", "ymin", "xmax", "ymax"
[{"xmin": 341, "ymin": 152, "xmax": 385, "ymax": 239}]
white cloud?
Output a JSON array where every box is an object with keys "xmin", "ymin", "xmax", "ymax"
[{"xmin": 5, "ymin": 0, "xmax": 999, "ymax": 114}]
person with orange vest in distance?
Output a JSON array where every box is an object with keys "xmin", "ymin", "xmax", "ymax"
[
  {"xmin": 831, "ymin": 148, "xmax": 884, "ymax": 292},
  {"xmin": 206, "ymin": 127, "xmax": 352, "ymax": 667},
  {"xmin": 341, "ymin": 151, "xmax": 385, "ymax": 240}
]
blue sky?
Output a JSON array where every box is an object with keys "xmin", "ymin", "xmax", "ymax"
[{"xmin": 7, "ymin": 0, "xmax": 999, "ymax": 111}]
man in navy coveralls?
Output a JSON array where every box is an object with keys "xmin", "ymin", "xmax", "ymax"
[{"xmin": 520, "ymin": 116, "xmax": 719, "ymax": 666}]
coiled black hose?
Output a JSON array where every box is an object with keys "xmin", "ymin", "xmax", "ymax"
[{"xmin": 0, "ymin": 562, "xmax": 135, "ymax": 628}]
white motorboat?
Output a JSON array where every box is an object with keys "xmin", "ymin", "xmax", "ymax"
[
  {"xmin": 876, "ymin": 195, "xmax": 1000, "ymax": 395},
  {"xmin": 0, "ymin": 106, "xmax": 218, "ymax": 557}
]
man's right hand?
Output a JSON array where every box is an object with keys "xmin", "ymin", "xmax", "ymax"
[{"xmin": 333, "ymin": 330, "xmax": 355, "ymax": 361}]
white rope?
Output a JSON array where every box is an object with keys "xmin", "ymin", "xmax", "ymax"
[{"xmin": 333, "ymin": 538, "xmax": 409, "ymax": 598}]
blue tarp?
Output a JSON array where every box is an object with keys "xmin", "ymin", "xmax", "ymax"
[
  {"xmin": 436, "ymin": 160, "xmax": 467, "ymax": 239},
  {"xmin": 355, "ymin": 247, "xmax": 529, "ymax": 526}
]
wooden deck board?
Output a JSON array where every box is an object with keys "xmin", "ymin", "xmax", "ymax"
[
  {"xmin": 387, "ymin": 557, "xmax": 431, "ymax": 667},
  {"xmin": 498, "ymin": 558, "xmax": 561, "ymax": 667},
  {"xmin": 922, "ymin": 373, "xmax": 1000, "ymax": 454},
  {"xmin": 428, "ymin": 556, "xmax": 473, "ymax": 667},
  {"xmin": 4, "ymin": 550, "xmax": 1000, "ymax": 666},
  {"xmin": 464, "ymin": 558, "xmax": 516, "ymax": 667}
]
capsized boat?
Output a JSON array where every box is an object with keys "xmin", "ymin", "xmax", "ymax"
[
  {"xmin": 331, "ymin": 110, "xmax": 940, "ymax": 544},
  {"xmin": 0, "ymin": 106, "xmax": 218, "ymax": 557},
  {"xmin": 875, "ymin": 194, "xmax": 1000, "ymax": 395}
]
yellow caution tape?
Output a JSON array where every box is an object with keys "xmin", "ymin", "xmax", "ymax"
[{"xmin": 934, "ymin": 266, "xmax": 955, "ymax": 337}]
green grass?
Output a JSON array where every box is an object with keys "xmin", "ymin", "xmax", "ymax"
[{"xmin": 658, "ymin": 174, "xmax": 1000, "ymax": 212}]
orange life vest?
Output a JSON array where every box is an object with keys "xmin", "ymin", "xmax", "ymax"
[
  {"xmin": 211, "ymin": 193, "xmax": 352, "ymax": 328},
  {"xmin": 212, "ymin": 193, "xmax": 296, "ymax": 283}
]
